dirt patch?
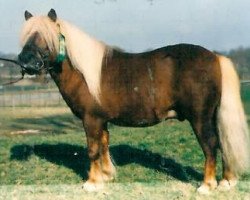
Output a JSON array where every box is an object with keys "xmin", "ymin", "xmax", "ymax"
[{"xmin": 10, "ymin": 129, "xmax": 40, "ymax": 135}]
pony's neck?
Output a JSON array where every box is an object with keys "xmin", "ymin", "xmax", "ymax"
[
  {"xmin": 58, "ymin": 20, "xmax": 107, "ymax": 103},
  {"xmin": 49, "ymin": 59, "xmax": 94, "ymax": 119}
]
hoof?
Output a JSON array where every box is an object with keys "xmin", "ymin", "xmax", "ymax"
[
  {"xmin": 82, "ymin": 181, "xmax": 104, "ymax": 192},
  {"xmin": 197, "ymin": 180, "xmax": 217, "ymax": 195},
  {"xmin": 102, "ymin": 173, "xmax": 115, "ymax": 182},
  {"xmin": 102, "ymin": 165, "xmax": 116, "ymax": 182},
  {"xmin": 218, "ymin": 179, "xmax": 237, "ymax": 191},
  {"xmin": 197, "ymin": 184, "xmax": 211, "ymax": 195},
  {"xmin": 229, "ymin": 179, "xmax": 237, "ymax": 187}
]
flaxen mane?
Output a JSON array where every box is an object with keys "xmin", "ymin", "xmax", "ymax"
[{"xmin": 21, "ymin": 16, "xmax": 107, "ymax": 102}]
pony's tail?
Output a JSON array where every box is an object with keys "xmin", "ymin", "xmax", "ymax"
[{"xmin": 217, "ymin": 55, "xmax": 250, "ymax": 176}]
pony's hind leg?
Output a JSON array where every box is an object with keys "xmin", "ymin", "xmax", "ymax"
[
  {"xmin": 218, "ymin": 160, "xmax": 238, "ymax": 190},
  {"xmin": 190, "ymin": 116, "xmax": 219, "ymax": 194},
  {"xmin": 100, "ymin": 126, "xmax": 116, "ymax": 181}
]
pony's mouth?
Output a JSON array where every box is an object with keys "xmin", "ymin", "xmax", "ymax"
[
  {"xmin": 21, "ymin": 64, "xmax": 41, "ymax": 75},
  {"xmin": 17, "ymin": 58, "xmax": 46, "ymax": 75}
]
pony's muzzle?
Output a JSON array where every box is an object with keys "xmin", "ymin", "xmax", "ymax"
[
  {"xmin": 18, "ymin": 55, "xmax": 42, "ymax": 75},
  {"xmin": 23, "ymin": 64, "xmax": 42, "ymax": 75}
]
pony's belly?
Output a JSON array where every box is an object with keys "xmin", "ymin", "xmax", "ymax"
[
  {"xmin": 110, "ymin": 112, "xmax": 159, "ymax": 127},
  {"xmin": 110, "ymin": 110, "xmax": 178, "ymax": 127},
  {"xmin": 110, "ymin": 118, "xmax": 160, "ymax": 127}
]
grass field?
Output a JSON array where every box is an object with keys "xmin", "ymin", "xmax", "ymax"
[{"xmin": 0, "ymin": 86, "xmax": 250, "ymax": 199}]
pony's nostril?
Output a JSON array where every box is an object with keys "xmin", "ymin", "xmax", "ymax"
[{"xmin": 35, "ymin": 61, "xmax": 43, "ymax": 67}]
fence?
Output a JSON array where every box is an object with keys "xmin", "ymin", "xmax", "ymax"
[
  {"xmin": 0, "ymin": 89, "xmax": 65, "ymax": 107},
  {"xmin": 1, "ymin": 81, "xmax": 250, "ymax": 108}
]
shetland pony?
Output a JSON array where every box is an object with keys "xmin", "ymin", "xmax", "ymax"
[{"xmin": 18, "ymin": 9, "xmax": 249, "ymax": 194}]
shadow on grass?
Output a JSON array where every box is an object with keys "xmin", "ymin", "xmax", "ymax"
[{"xmin": 10, "ymin": 143, "xmax": 203, "ymax": 182}]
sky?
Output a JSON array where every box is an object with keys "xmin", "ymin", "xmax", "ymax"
[{"xmin": 0, "ymin": 0, "xmax": 250, "ymax": 54}]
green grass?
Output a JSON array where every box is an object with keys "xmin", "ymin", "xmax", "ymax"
[
  {"xmin": 0, "ymin": 108, "xmax": 202, "ymax": 185},
  {"xmin": 0, "ymin": 85, "xmax": 250, "ymax": 199}
]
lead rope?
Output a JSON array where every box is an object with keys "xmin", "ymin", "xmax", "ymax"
[{"xmin": 0, "ymin": 57, "xmax": 25, "ymax": 85}]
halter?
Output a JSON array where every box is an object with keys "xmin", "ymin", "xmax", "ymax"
[{"xmin": 0, "ymin": 31, "xmax": 66, "ymax": 85}]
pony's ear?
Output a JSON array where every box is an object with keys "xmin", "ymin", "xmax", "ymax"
[
  {"xmin": 48, "ymin": 9, "xmax": 57, "ymax": 22},
  {"xmin": 24, "ymin": 10, "xmax": 33, "ymax": 21}
]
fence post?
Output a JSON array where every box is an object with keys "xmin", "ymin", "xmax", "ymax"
[{"xmin": 12, "ymin": 94, "xmax": 15, "ymax": 111}]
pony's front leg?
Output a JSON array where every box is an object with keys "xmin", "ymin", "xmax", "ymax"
[{"xmin": 82, "ymin": 115, "xmax": 105, "ymax": 192}]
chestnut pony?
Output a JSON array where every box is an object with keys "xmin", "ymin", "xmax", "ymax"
[{"xmin": 18, "ymin": 9, "xmax": 249, "ymax": 193}]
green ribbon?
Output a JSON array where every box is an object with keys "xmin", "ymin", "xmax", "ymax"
[{"xmin": 56, "ymin": 33, "xmax": 66, "ymax": 63}]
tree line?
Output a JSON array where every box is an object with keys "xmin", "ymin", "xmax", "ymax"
[
  {"xmin": 226, "ymin": 47, "xmax": 250, "ymax": 79},
  {"xmin": 0, "ymin": 47, "xmax": 250, "ymax": 80}
]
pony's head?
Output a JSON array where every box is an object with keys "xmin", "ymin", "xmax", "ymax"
[
  {"xmin": 18, "ymin": 9, "xmax": 63, "ymax": 75},
  {"xmin": 18, "ymin": 9, "xmax": 106, "ymax": 102}
]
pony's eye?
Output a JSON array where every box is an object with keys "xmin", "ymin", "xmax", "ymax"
[
  {"xmin": 43, "ymin": 51, "xmax": 50, "ymax": 58},
  {"xmin": 39, "ymin": 50, "xmax": 49, "ymax": 59}
]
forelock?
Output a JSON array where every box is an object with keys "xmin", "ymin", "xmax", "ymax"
[{"xmin": 20, "ymin": 16, "xmax": 59, "ymax": 52}]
